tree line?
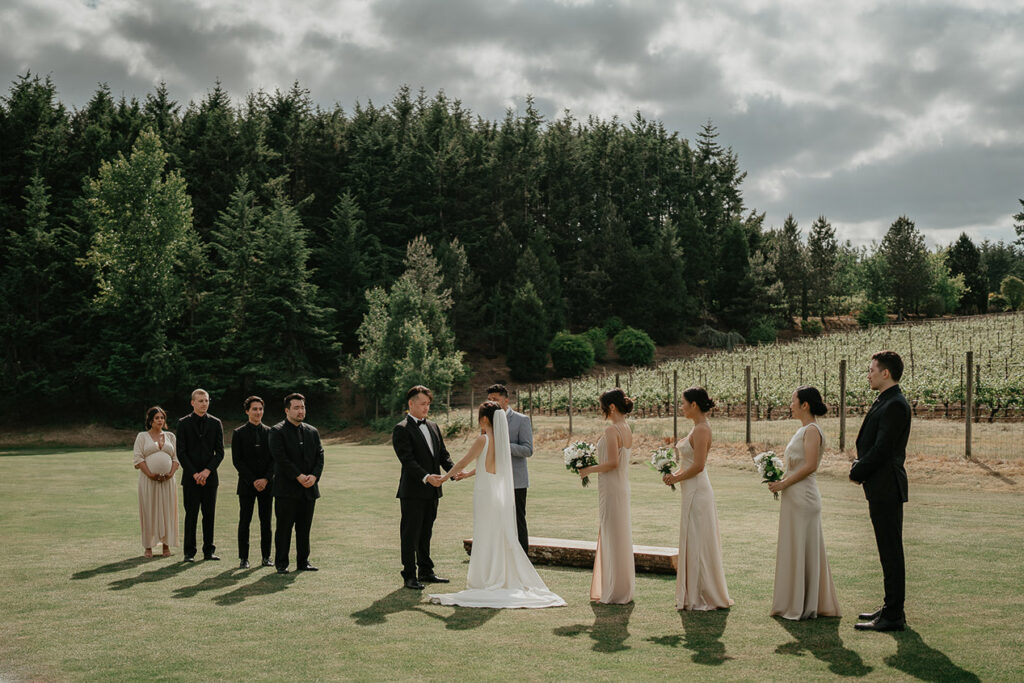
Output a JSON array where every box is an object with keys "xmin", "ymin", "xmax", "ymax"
[{"xmin": 1, "ymin": 73, "xmax": 1023, "ymax": 417}]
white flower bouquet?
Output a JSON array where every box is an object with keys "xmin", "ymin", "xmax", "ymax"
[
  {"xmin": 563, "ymin": 441, "xmax": 598, "ymax": 487},
  {"xmin": 649, "ymin": 446, "xmax": 678, "ymax": 491},
  {"xmin": 754, "ymin": 450, "xmax": 785, "ymax": 500}
]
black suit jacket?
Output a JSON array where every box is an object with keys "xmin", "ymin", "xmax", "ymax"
[
  {"xmin": 393, "ymin": 415, "xmax": 454, "ymax": 500},
  {"xmin": 231, "ymin": 422, "xmax": 273, "ymax": 496},
  {"xmin": 268, "ymin": 420, "xmax": 324, "ymax": 500},
  {"xmin": 176, "ymin": 413, "xmax": 225, "ymax": 488},
  {"xmin": 850, "ymin": 385, "xmax": 911, "ymax": 503}
]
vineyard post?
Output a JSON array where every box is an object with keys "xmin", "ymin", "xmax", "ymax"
[
  {"xmin": 446, "ymin": 387, "xmax": 451, "ymax": 413},
  {"xmin": 568, "ymin": 380, "xmax": 574, "ymax": 437},
  {"xmin": 839, "ymin": 359, "xmax": 847, "ymax": 451},
  {"xmin": 965, "ymin": 351, "xmax": 973, "ymax": 458},
  {"xmin": 469, "ymin": 388, "xmax": 474, "ymax": 423},
  {"xmin": 615, "ymin": 373, "xmax": 620, "ymax": 389},
  {"xmin": 528, "ymin": 385, "xmax": 533, "ymax": 423},
  {"xmin": 673, "ymin": 370, "xmax": 678, "ymax": 444},
  {"xmin": 548, "ymin": 385, "xmax": 552, "ymax": 416},
  {"xmin": 745, "ymin": 365, "xmax": 752, "ymax": 444}
]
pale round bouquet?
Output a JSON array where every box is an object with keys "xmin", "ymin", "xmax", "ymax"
[
  {"xmin": 563, "ymin": 441, "xmax": 598, "ymax": 487},
  {"xmin": 649, "ymin": 446, "xmax": 678, "ymax": 491},
  {"xmin": 753, "ymin": 450, "xmax": 785, "ymax": 500}
]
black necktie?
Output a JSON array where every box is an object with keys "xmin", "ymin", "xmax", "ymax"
[{"xmin": 416, "ymin": 419, "xmax": 427, "ymax": 427}]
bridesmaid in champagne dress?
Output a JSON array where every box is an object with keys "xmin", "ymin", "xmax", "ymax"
[
  {"xmin": 663, "ymin": 387, "xmax": 733, "ymax": 611},
  {"xmin": 579, "ymin": 389, "xmax": 635, "ymax": 604},
  {"xmin": 133, "ymin": 406, "xmax": 180, "ymax": 558},
  {"xmin": 768, "ymin": 386, "xmax": 841, "ymax": 620}
]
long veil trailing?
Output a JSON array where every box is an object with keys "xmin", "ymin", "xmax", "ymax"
[{"xmin": 429, "ymin": 409, "xmax": 565, "ymax": 609}]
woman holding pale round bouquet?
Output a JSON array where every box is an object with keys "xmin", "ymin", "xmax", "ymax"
[
  {"xmin": 133, "ymin": 406, "xmax": 180, "ymax": 558},
  {"xmin": 662, "ymin": 387, "xmax": 732, "ymax": 611},
  {"xmin": 577, "ymin": 388, "xmax": 635, "ymax": 604},
  {"xmin": 767, "ymin": 386, "xmax": 840, "ymax": 620}
]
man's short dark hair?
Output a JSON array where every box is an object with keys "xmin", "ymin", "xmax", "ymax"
[
  {"xmin": 284, "ymin": 392, "xmax": 305, "ymax": 409},
  {"xmin": 406, "ymin": 385, "xmax": 433, "ymax": 402},
  {"xmin": 872, "ymin": 350, "xmax": 904, "ymax": 382},
  {"xmin": 244, "ymin": 395, "xmax": 264, "ymax": 411},
  {"xmin": 485, "ymin": 384, "xmax": 509, "ymax": 398}
]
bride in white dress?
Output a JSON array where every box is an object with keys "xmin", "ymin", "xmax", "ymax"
[{"xmin": 429, "ymin": 402, "xmax": 565, "ymax": 609}]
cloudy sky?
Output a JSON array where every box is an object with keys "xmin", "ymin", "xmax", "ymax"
[{"xmin": 3, "ymin": 0, "xmax": 1023, "ymax": 247}]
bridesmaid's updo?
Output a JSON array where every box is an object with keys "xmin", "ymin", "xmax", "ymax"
[
  {"xmin": 478, "ymin": 400, "xmax": 501, "ymax": 425},
  {"xmin": 599, "ymin": 388, "xmax": 634, "ymax": 417},
  {"xmin": 796, "ymin": 386, "xmax": 828, "ymax": 416},
  {"xmin": 145, "ymin": 406, "xmax": 167, "ymax": 430},
  {"xmin": 682, "ymin": 387, "xmax": 715, "ymax": 413}
]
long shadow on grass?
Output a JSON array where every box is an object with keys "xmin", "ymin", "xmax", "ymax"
[
  {"xmin": 72, "ymin": 556, "xmax": 149, "ymax": 580},
  {"xmin": 350, "ymin": 588, "xmax": 423, "ymax": 626},
  {"xmin": 107, "ymin": 559, "xmax": 200, "ymax": 590},
  {"xmin": 172, "ymin": 567, "xmax": 260, "ymax": 599},
  {"xmin": 884, "ymin": 628, "xmax": 980, "ymax": 682},
  {"xmin": 410, "ymin": 604, "xmax": 499, "ymax": 631},
  {"xmin": 646, "ymin": 609, "xmax": 731, "ymax": 665},
  {"xmin": 554, "ymin": 602, "xmax": 634, "ymax": 653},
  {"xmin": 213, "ymin": 572, "xmax": 298, "ymax": 606},
  {"xmin": 773, "ymin": 617, "xmax": 870, "ymax": 676}
]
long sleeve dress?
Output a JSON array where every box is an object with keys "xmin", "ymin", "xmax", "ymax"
[{"xmin": 134, "ymin": 431, "xmax": 180, "ymax": 549}]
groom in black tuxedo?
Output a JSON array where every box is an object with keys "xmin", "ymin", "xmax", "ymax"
[
  {"xmin": 393, "ymin": 385, "xmax": 454, "ymax": 590},
  {"xmin": 177, "ymin": 388, "xmax": 224, "ymax": 562},
  {"xmin": 850, "ymin": 350, "xmax": 911, "ymax": 632}
]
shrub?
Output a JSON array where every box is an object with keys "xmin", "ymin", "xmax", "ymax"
[
  {"xmin": 857, "ymin": 302, "xmax": 888, "ymax": 328},
  {"xmin": 747, "ymin": 318, "xmax": 777, "ymax": 345},
  {"xmin": 613, "ymin": 326, "xmax": 656, "ymax": 366},
  {"xmin": 988, "ymin": 292, "xmax": 1010, "ymax": 312},
  {"xmin": 694, "ymin": 324, "xmax": 745, "ymax": 349},
  {"xmin": 922, "ymin": 293, "xmax": 946, "ymax": 318},
  {"xmin": 1001, "ymin": 275, "xmax": 1024, "ymax": 310},
  {"xmin": 582, "ymin": 327, "xmax": 608, "ymax": 362},
  {"xmin": 549, "ymin": 332, "xmax": 595, "ymax": 377},
  {"xmin": 603, "ymin": 316, "xmax": 625, "ymax": 338},
  {"xmin": 801, "ymin": 318, "xmax": 823, "ymax": 336}
]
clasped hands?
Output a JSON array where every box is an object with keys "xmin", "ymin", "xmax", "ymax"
[
  {"xmin": 192, "ymin": 469, "xmax": 212, "ymax": 486},
  {"xmin": 425, "ymin": 470, "xmax": 470, "ymax": 488},
  {"xmin": 296, "ymin": 474, "xmax": 317, "ymax": 488}
]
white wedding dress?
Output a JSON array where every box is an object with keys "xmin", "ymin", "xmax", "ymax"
[{"xmin": 430, "ymin": 410, "xmax": 565, "ymax": 609}]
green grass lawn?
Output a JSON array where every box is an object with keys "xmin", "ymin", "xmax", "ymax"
[{"xmin": 1, "ymin": 439, "xmax": 1021, "ymax": 681}]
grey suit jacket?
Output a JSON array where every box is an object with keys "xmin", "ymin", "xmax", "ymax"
[{"xmin": 506, "ymin": 408, "xmax": 533, "ymax": 489}]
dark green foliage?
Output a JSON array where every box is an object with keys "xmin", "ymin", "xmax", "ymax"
[
  {"xmin": 857, "ymin": 302, "xmax": 889, "ymax": 327},
  {"xmin": 549, "ymin": 332, "xmax": 594, "ymax": 377},
  {"xmin": 603, "ymin": 317, "xmax": 625, "ymax": 338},
  {"xmin": 879, "ymin": 216, "xmax": 930, "ymax": 320},
  {"xmin": 946, "ymin": 233, "xmax": 987, "ymax": 313},
  {"xmin": 693, "ymin": 325, "xmax": 745, "ymax": 349},
  {"xmin": 613, "ymin": 327, "xmax": 656, "ymax": 366},
  {"xmin": 746, "ymin": 318, "xmax": 777, "ymax": 345},
  {"xmin": 506, "ymin": 283, "xmax": 550, "ymax": 380},
  {"xmin": 801, "ymin": 318, "xmax": 823, "ymax": 336},
  {"xmin": 1001, "ymin": 275, "xmax": 1024, "ymax": 310},
  {"xmin": 582, "ymin": 327, "xmax": 608, "ymax": 362},
  {"xmin": 988, "ymin": 293, "xmax": 1010, "ymax": 312}
]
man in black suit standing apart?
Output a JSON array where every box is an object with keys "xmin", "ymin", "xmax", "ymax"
[
  {"xmin": 850, "ymin": 350, "xmax": 911, "ymax": 631},
  {"xmin": 231, "ymin": 396, "xmax": 274, "ymax": 569},
  {"xmin": 393, "ymin": 385, "xmax": 454, "ymax": 590},
  {"xmin": 177, "ymin": 388, "xmax": 224, "ymax": 562},
  {"xmin": 268, "ymin": 393, "xmax": 324, "ymax": 574}
]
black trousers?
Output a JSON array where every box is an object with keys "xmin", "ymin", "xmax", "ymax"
[
  {"xmin": 238, "ymin": 490, "xmax": 273, "ymax": 561},
  {"xmin": 182, "ymin": 482, "xmax": 218, "ymax": 558},
  {"xmin": 400, "ymin": 497, "xmax": 438, "ymax": 580},
  {"xmin": 868, "ymin": 497, "xmax": 906, "ymax": 619},
  {"xmin": 514, "ymin": 488, "xmax": 529, "ymax": 555},
  {"xmin": 275, "ymin": 497, "xmax": 315, "ymax": 569}
]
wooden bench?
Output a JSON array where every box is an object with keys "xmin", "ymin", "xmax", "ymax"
[{"xmin": 462, "ymin": 537, "xmax": 678, "ymax": 574}]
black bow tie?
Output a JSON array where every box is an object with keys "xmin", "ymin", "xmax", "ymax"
[{"xmin": 415, "ymin": 419, "xmax": 428, "ymax": 428}]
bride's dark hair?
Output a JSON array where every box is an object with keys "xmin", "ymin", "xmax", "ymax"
[{"xmin": 478, "ymin": 401, "xmax": 501, "ymax": 425}]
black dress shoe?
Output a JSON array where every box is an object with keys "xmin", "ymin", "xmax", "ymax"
[
  {"xmin": 262, "ymin": 557, "xmax": 274, "ymax": 567},
  {"xmin": 418, "ymin": 574, "xmax": 449, "ymax": 584},
  {"xmin": 404, "ymin": 578, "xmax": 425, "ymax": 590},
  {"xmin": 276, "ymin": 567, "xmax": 290, "ymax": 574},
  {"xmin": 204, "ymin": 554, "xmax": 221, "ymax": 561},
  {"xmin": 239, "ymin": 559, "xmax": 250, "ymax": 569},
  {"xmin": 298, "ymin": 563, "xmax": 319, "ymax": 571},
  {"xmin": 855, "ymin": 616, "xmax": 906, "ymax": 631},
  {"xmin": 858, "ymin": 607, "xmax": 883, "ymax": 620},
  {"xmin": 183, "ymin": 556, "xmax": 195, "ymax": 563}
]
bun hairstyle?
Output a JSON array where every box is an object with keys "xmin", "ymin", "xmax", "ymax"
[
  {"xmin": 795, "ymin": 385, "xmax": 828, "ymax": 416},
  {"xmin": 599, "ymin": 388, "xmax": 634, "ymax": 417},
  {"xmin": 145, "ymin": 406, "xmax": 167, "ymax": 430},
  {"xmin": 478, "ymin": 400, "xmax": 501, "ymax": 425},
  {"xmin": 682, "ymin": 387, "xmax": 715, "ymax": 413}
]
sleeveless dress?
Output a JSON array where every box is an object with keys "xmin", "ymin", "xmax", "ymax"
[
  {"xmin": 431, "ymin": 433, "xmax": 565, "ymax": 608},
  {"xmin": 770, "ymin": 423, "xmax": 841, "ymax": 620},
  {"xmin": 675, "ymin": 437, "xmax": 733, "ymax": 610},
  {"xmin": 590, "ymin": 433, "xmax": 635, "ymax": 604},
  {"xmin": 133, "ymin": 431, "xmax": 180, "ymax": 549}
]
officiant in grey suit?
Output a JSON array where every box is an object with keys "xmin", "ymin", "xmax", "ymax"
[{"xmin": 486, "ymin": 384, "xmax": 533, "ymax": 554}]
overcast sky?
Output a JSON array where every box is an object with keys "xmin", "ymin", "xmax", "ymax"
[{"xmin": 3, "ymin": 0, "xmax": 1023, "ymax": 247}]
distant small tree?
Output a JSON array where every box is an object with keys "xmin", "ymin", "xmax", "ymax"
[
  {"xmin": 549, "ymin": 332, "xmax": 594, "ymax": 377},
  {"xmin": 613, "ymin": 327, "xmax": 656, "ymax": 366},
  {"xmin": 506, "ymin": 282, "xmax": 550, "ymax": 380},
  {"xmin": 807, "ymin": 215, "xmax": 838, "ymax": 322},
  {"xmin": 1001, "ymin": 275, "xmax": 1024, "ymax": 310},
  {"xmin": 878, "ymin": 216, "xmax": 929, "ymax": 320}
]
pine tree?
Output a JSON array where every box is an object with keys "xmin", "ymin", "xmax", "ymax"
[
  {"xmin": 506, "ymin": 282, "xmax": 549, "ymax": 380},
  {"xmin": 807, "ymin": 215, "xmax": 838, "ymax": 322},
  {"xmin": 946, "ymin": 233, "xmax": 987, "ymax": 313},
  {"xmin": 878, "ymin": 216, "xmax": 930, "ymax": 320},
  {"xmin": 771, "ymin": 214, "xmax": 808, "ymax": 323}
]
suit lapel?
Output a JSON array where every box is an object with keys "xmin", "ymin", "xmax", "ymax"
[{"xmin": 407, "ymin": 419, "xmax": 433, "ymax": 459}]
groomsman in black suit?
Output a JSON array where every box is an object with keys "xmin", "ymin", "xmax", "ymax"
[
  {"xmin": 850, "ymin": 350, "xmax": 911, "ymax": 632},
  {"xmin": 268, "ymin": 393, "xmax": 324, "ymax": 574},
  {"xmin": 231, "ymin": 396, "xmax": 274, "ymax": 569},
  {"xmin": 177, "ymin": 388, "xmax": 225, "ymax": 562},
  {"xmin": 393, "ymin": 385, "xmax": 454, "ymax": 590}
]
